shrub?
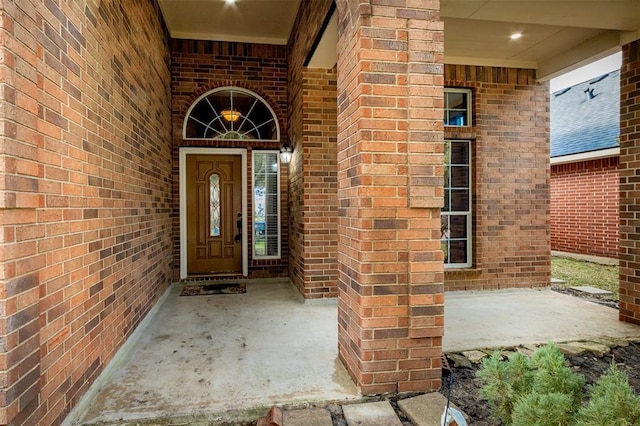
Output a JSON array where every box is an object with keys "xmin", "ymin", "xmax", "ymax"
[
  {"xmin": 512, "ymin": 392, "xmax": 574, "ymax": 426},
  {"xmin": 576, "ymin": 362, "xmax": 640, "ymax": 425},
  {"xmin": 476, "ymin": 351, "xmax": 533, "ymax": 423},
  {"xmin": 528, "ymin": 343, "xmax": 584, "ymax": 412},
  {"xmin": 477, "ymin": 343, "xmax": 583, "ymax": 426},
  {"xmin": 477, "ymin": 343, "xmax": 640, "ymax": 426}
]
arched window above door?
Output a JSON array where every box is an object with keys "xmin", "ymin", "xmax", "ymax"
[{"xmin": 183, "ymin": 87, "xmax": 280, "ymax": 141}]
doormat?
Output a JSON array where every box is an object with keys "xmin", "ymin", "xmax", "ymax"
[{"xmin": 180, "ymin": 282, "xmax": 246, "ymax": 296}]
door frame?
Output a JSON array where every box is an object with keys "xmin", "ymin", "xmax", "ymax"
[{"xmin": 179, "ymin": 147, "xmax": 248, "ymax": 279}]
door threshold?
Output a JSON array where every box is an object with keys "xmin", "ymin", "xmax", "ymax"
[{"xmin": 182, "ymin": 274, "xmax": 244, "ymax": 281}]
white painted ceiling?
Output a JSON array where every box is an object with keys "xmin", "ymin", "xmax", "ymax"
[
  {"xmin": 158, "ymin": 0, "xmax": 640, "ymax": 79},
  {"xmin": 158, "ymin": 0, "xmax": 302, "ymax": 45}
]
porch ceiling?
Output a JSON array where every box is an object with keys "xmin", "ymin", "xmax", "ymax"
[{"xmin": 158, "ymin": 0, "xmax": 640, "ymax": 79}]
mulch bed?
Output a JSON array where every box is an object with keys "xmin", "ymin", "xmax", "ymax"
[{"xmin": 440, "ymin": 341, "xmax": 640, "ymax": 425}]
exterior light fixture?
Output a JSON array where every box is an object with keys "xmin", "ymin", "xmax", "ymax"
[
  {"xmin": 221, "ymin": 109, "xmax": 241, "ymax": 122},
  {"xmin": 510, "ymin": 32, "xmax": 522, "ymax": 40},
  {"xmin": 280, "ymin": 143, "xmax": 293, "ymax": 164}
]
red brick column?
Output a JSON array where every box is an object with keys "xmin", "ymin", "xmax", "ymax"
[
  {"xmin": 620, "ymin": 39, "xmax": 640, "ymax": 324},
  {"xmin": 335, "ymin": 0, "xmax": 444, "ymax": 394}
]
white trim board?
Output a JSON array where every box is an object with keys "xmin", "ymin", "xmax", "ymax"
[{"xmin": 551, "ymin": 147, "xmax": 619, "ymax": 165}]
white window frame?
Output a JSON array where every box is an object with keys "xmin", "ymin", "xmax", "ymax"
[
  {"xmin": 182, "ymin": 86, "xmax": 281, "ymax": 141},
  {"xmin": 442, "ymin": 139, "xmax": 472, "ymax": 268},
  {"xmin": 444, "ymin": 88, "xmax": 472, "ymax": 127},
  {"xmin": 251, "ymin": 150, "xmax": 281, "ymax": 259}
]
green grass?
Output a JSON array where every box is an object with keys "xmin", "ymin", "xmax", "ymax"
[{"xmin": 551, "ymin": 256, "xmax": 619, "ymax": 300}]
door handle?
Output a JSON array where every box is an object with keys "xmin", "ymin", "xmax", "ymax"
[{"xmin": 234, "ymin": 212, "xmax": 242, "ymax": 243}]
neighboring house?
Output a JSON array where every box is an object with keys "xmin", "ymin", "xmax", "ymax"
[
  {"xmin": 0, "ymin": 1, "xmax": 639, "ymax": 425},
  {"xmin": 550, "ymin": 71, "xmax": 620, "ymax": 258}
]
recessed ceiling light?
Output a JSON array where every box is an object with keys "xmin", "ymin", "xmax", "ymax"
[
  {"xmin": 510, "ymin": 33, "xmax": 522, "ymax": 40},
  {"xmin": 225, "ymin": 0, "xmax": 236, "ymax": 3}
]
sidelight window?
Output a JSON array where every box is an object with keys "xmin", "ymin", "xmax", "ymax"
[
  {"xmin": 252, "ymin": 151, "xmax": 280, "ymax": 258},
  {"xmin": 442, "ymin": 139, "xmax": 472, "ymax": 267}
]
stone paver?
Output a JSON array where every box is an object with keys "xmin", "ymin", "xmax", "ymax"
[
  {"xmin": 342, "ymin": 400, "xmax": 402, "ymax": 426},
  {"xmin": 570, "ymin": 285, "xmax": 613, "ymax": 295},
  {"xmin": 556, "ymin": 343, "xmax": 587, "ymax": 356},
  {"xmin": 574, "ymin": 341, "xmax": 611, "ymax": 356},
  {"xmin": 398, "ymin": 393, "xmax": 468, "ymax": 426},
  {"xmin": 448, "ymin": 353, "xmax": 472, "ymax": 369},
  {"xmin": 284, "ymin": 407, "xmax": 333, "ymax": 426},
  {"xmin": 461, "ymin": 350, "xmax": 487, "ymax": 363}
]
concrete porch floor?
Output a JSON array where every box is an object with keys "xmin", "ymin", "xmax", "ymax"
[{"xmin": 73, "ymin": 281, "xmax": 640, "ymax": 425}]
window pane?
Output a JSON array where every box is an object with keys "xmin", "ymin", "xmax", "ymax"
[
  {"xmin": 449, "ymin": 215, "xmax": 467, "ymax": 239},
  {"xmin": 444, "ymin": 163, "xmax": 450, "ymax": 188},
  {"xmin": 446, "ymin": 110, "xmax": 467, "ymax": 126},
  {"xmin": 450, "ymin": 141, "xmax": 469, "ymax": 165},
  {"xmin": 450, "ymin": 189, "xmax": 469, "ymax": 211},
  {"xmin": 441, "ymin": 215, "xmax": 450, "ymax": 239},
  {"xmin": 210, "ymin": 174, "xmax": 220, "ymax": 237},
  {"xmin": 449, "ymin": 240, "xmax": 468, "ymax": 264},
  {"xmin": 441, "ymin": 240, "xmax": 449, "ymax": 263},
  {"xmin": 443, "ymin": 186, "xmax": 450, "ymax": 212},
  {"xmin": 450, "ymin": 166, "xmax": 469, "ymax": 188},
  {"xmin": 253, "ymin": 152, "xmax": 280, "ymax": 258},
  {"xmin": 447, "ymin": 92, "xmax": 466, "ymax": 110}
]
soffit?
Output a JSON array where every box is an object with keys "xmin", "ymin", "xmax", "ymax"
[
  {"xmin": 441, "ymin": 0, "xmax": 640, "ymax": 78},
  {"xmin": 158, "ymin": 0, "xmax": 640, "ymax": 78},
  {"xmin": 157, "ymin": 0, "xmax": 301, "ymax": 45}
]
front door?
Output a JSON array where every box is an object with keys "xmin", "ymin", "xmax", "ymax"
[{"xmin": 186, "ymin": 154, "xmax": 242, "ymax": 275}]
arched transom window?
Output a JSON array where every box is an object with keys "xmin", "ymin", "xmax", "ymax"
[{"xmin": 183, "ymin": 87, "xmax": 280, "ymax": 141}]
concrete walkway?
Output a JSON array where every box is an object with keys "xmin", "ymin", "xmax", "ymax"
[
  {"xmin": 444, "ymin": 288, "xmax": 640, "ymax": 352},
  {"xmin": 70, "ymin": 282, "xmax": 640, "ymax": 425},
  {"xmin": 74, "ymin": 279, "xmax": 359, "ymax": 425}
]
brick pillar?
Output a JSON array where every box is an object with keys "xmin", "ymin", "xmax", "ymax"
[
  {"xmin": 335, "ymin": 0, "xmax": 444, "ymax": 394},
  {"xmin": 620, "ymin": 39, "xmax": 640, "ymax": 325}
]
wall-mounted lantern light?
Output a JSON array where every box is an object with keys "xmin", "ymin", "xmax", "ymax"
[{"xmin": 280, "ymin": 142, "xmax": 293, "ymax": 164}]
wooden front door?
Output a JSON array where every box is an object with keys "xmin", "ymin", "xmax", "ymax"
[{"xmin": 186, "ymin": 154, "xmax": 242, "ymax": 275}]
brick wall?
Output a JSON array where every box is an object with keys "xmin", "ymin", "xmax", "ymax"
[
  {"xmin": 444, "ymin": 66, "xmax": 550, "ymax": 291},
  {"xmin": 0, "ymin": 1, "xmax": 172, "ymax": 424},
  {"xmin": 287, "ymin": 69, "xmax": 338, "ymax": 299},
  {"xmin": 170, "ymin": 40, "xmax": 289, "ymax": 279},
  {"xmin": 335, "ymin": 0, "xmax": 444, "ymax": 395},
  {"xmin": 287, "ymin": 0, "xmax": 338, "ymax": 299},
  {"xmin": 551, "ymin": 157, "xmax": 619, "ymax": 258},
  {"xmin": 620, "ymin": 39, "xmax": 640, "ymax": 324}
]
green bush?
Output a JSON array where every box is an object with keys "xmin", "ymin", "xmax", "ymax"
[
  {"xmin": 528, "ymin": 343, "xmax": 584, "ymax": 412},
  {"xmin": 512, "ymin": 392, "xmax": 574, "ymax": 426},
  {"xmin": 576, "ymin": 362, "xmax": 640, "ymax": 425},
  {"xmin": 476, "ymin": 351, "xmax": 533, "ymax": 423},
  {"xmin": 476, "ymin": 343, "xmax": 640, "ymax": 426}
]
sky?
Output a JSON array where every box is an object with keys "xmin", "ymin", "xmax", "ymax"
[{"xmin": 550, "ymin": 52, "xmax": 622, "ymax": 93}]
